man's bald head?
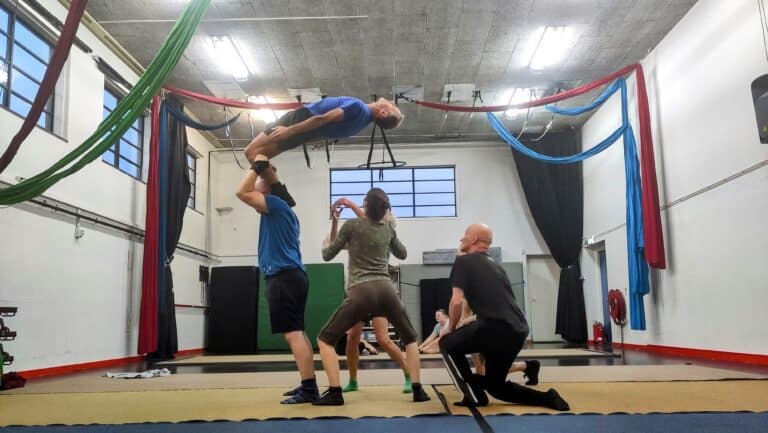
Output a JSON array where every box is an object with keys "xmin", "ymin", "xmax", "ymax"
[{"xmin": 458, "ymin": 223, "xmax": 493, "ymax": 254}]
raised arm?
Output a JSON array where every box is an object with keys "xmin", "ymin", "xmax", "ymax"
[
  {"xmin": 389, "ymin": 229, "xmax": 407, "ymax": 260},
  {"xmin": 322, "ymin": 220, "xmax": 351, "ymax": 261},
  {"xmin": 235, "ymin": 169, "xmax": 268, "ymax": 214}
]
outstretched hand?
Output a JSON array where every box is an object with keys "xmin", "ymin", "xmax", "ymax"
[
  {"xmin": 267, "ymin": 126, "xmax": 292, "ymax": 141},
  {"xmin": 330, "ymin": 204, "xmax": 342, "ymax": 221}
]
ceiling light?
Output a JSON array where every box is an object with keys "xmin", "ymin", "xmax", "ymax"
[
  {"xmin": 209, "ymin": 36, "xmax": 249, "ymax": 81},
  {"xmin": 529, "ymin": 26, "xmax": 574, "ymax": 71},
  {"xmin": 247, "ymin": 95, "xmax": 278, "ymax": 123},
  {"xmin": 499, "ymin": 88, "xmax": 533, "ymax": 118},
  {"xmin": 231, "ymin": 38, "xmax": 258, "ymax": 76}
]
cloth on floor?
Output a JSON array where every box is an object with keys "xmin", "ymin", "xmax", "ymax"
[
  {"xmin": 1, "ymin": 372, "xmax": 26, "ymax": 390},
  {"xmin": 105, "ymin": 369, "xmax": 171, "ymax": 379}
]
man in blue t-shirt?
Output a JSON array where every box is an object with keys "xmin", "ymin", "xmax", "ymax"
[
  {"xmin": 244, "ymin": 96, "xmax": 402, "ymax": 161},
  {"xmin": 236, "ymin": 155, "xmax": 318, "ymax": 404}
]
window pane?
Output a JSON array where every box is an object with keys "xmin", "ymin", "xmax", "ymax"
[
  {"xmin": 331, "ymin": 169, "xmax": 371, "ymax": 182},
  {"xmin": 118, "ymin": 158, "xmax": 139, "ymax": 178},
  {"xmin": 14, "ymin": 21, "xmax": 50, "ymax": 62},
  {"xmin": 415, "ymin": 180, "xmax": 454, "ymax": 193},
  {"xmin": 0, "ymin": 34, "xmax": 7, "ymax": 59},
  {"xmin": 10, "ymin": 68, "xmax": 39, "ymax": 101},
  {"xmin": 330, "ymin": 194, "xmax": 366, "ymax": 206},
  {"xmin": 388, "ymin": 194, "xmax": 413, "ymax": 206},
  {"xmin": 187, "ymin": 197, "xmax": 194, "ymax": 209},
  {"xmin": 102, "ymin": 107, "xmax": 113, "ymax": 120},
  {"xmin": 119, "ymin": 143, "xmax": 140, "ymax": 163},
  {"xmin": 122, "ymin": 127, "xmax": 140, "ymax": 145},
  {"xmin": 414, "ymin": 167, "xmax": 454, "ymax": 181},
  {"xmin": 132, "ymin": 117, "xmax": 141, "ymax": 130},
  {"xmin": 373, "ymin": 181, "xmax": 411, "ymax": 194},
  {"xmin": 9, "ymin": 94, "xmax": 31, "ymax": 117},
  {"xmin": 103, "ymin": 90, "xmax": 118, "ymax": 110},
  {"xmin": 339, "ymin": 208, "xmax": 357, "ymax": 219},
  {"xmin": 415, "ymin": 206, "xmax": 456, "ymax": 217},
  {"xmin": 331, "ymin": 182, "xmax": 370, "ymax": 195},
  {"xmin": 391, "ymin": 207, "xmax": 414, "ymax": 218},
  {"xmin": 12, "ymin": 44, "xmax": 46, "ymax": 81},
  {"xmin": 102, "ymin": 150, "xmax": 115, "ymax": 164},
  {"xmin": 0, "ymin": 7, "xmax": 8, "ymax": 32},
  {"xmin": 379, "ymin": 168, "xmax": 412, "ymax": 181},
  {"xmin": 415, "ymin": 193, "xmax": 456, "ymax": 206},
  {"xmin": 0, "ymin": 85, "xmax": 6, "ymax": 102},
  {"xmin": 36, "ymin": 112, "xmax": 47, "ymax": 128}
]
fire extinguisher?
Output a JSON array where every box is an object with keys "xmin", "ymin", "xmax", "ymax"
[{"xmin": 592, "ymin": 321, "xmax": 604, "ymax": 344}]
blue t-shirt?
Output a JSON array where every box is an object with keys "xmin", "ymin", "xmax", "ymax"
[
  {"xmin": 258, "ymin": 195, "xmax": 305, "ymax": 276},
  {"xmin": 305, "ymin": 97, "xmax": 372, "ymax": 138}
]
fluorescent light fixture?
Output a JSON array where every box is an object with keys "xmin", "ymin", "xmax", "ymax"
[
  {"xmin": 529, "ymin": 26, "xmax": 574, "ymax": 71},
  {"xmin": 247, "ymin": 95, "xmax": 278, "ymax": 123},
  {"xmin": 209, "ymin": 36, "xmax": 250, "ymax": 81},
  {"xmin": 499, "ymin": 88, "xmax": 533, "ymax": 118},
  {"xmin": 231, "ymin": 38, "xmax": 258, "ymax": 76},
  {"xmin": 0, "ymin": 62, "xmax": 8, "ymax": 85}
]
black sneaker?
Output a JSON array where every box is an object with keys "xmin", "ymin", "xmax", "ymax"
[
  {"xmin": 546, "ymin": 389, "xmax": 570, "ymax": 411},
  {"xmin": 312, "ymin": 389, "xmax": 345, "ymax": 406},
  {"xmin": 524, "ymin": 360, "xmax": 541, "ymax": 386},
  {"xmin": 412, "ymin": 386, "xmax": 431, "ymax": 402},
  {"xmin": 280, "ymin": 387, "xmax": 319, "ymax": 404},
  {"xmin": 454, "ymin": 375, "xmax": 488, "ymax": 407},
  {"xmin": 282, "ymin": 386, "xmax": 302, "ymax": 396}
]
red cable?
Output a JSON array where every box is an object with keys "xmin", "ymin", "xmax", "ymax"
[{"xmin": 163, "ymin": 86, "xmax": 304, "ymax": 110}]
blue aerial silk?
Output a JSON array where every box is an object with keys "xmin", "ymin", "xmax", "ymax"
[
  {"xmin": 165, "ymin": 102, "xmax": 241, "ymax": 131},
  {"xmin": 487, "ymin": 78, "xmax": 650, "ymax": 330}
]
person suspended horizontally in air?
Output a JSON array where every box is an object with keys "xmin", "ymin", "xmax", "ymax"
[{"xmin": 244, "ymin": 97, "xmax": 403, "ymax": 161}]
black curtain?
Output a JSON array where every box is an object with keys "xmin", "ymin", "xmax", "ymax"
[
  {"xmin": 419, "ymin": 278, "xmax": 451, "ymax": 339},
  {"xmin": 512, "ymin": 130, "xmax": 587, "ymax": 343},
  {"xmin": 152, "ymin": 97, "xmax": 191, "ymax": 361}
]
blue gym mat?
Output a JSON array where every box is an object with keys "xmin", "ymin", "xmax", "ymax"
[{"xmin": 1, "ymin": 412, "xmax": 767, "ymax": 433}]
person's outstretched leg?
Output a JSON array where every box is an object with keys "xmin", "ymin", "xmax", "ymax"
[
  {"xmin": 344, "ymin": 323, "xmax": 363, "ymax": 392},
  {"xmin": 372, "ymin": 317, "xmax": 411, "ymax": 393}
]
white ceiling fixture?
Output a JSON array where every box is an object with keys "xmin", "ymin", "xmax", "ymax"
[
  {"xmin": 208, "ymin": 36, "xmax": 251, "ymax": 82},
  {"xmin": 247, "ymin": 95, "xmax": 279, "ymax": 124},
  {"xmin": 499, "ymin": 88, "xmax": 533, "ymax": 118},
  {"xmin": 529, "ymin": 26, "xmax": 575, "ymax": 71}
]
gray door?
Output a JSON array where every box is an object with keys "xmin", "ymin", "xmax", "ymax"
[{"xmin": 526, "ymin": 255, "xmax": 562, "ymax": 342}]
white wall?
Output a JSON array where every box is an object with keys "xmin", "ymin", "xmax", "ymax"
[
  {"xmin": 0, "ymin": 2, "xmax": 216, "ymax": 370},
  {"xmin": 580, "ymin": 0, "xmax": 768, "ymax": 354},
  {"xmin": 210, "ymin": 144, "xmax": 549, "ymax": 268}
]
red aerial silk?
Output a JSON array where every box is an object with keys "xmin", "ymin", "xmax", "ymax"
[{"xmin": 138, "ymin": 96, "xmax": 161, "ymax": 354}]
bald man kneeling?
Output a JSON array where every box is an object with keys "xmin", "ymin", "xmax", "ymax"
[{"xmin": 439, "ymin": 224, "xmax": 570, "ymax": 410}]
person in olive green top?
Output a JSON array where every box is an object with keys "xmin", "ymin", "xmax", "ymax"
[{"xmin": 314, "ymin": 188, "xmax": 429, "ymax": 406}]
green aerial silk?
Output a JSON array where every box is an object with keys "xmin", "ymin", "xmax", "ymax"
[{"xmin": 0, "ymin": 0, "xmax": 211, "ymax": 205}]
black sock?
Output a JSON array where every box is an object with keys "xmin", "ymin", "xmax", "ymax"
[
  {"xmin": 302, "ymin": 377, "xmax": 318, "ymax": 392},
  {"xmin": 328, "ymin": 386, "xmax": 342, "ymax": 394},
  {"xmin": 412, "ymin": 382, "xmax": 423, "ymax": 392}
]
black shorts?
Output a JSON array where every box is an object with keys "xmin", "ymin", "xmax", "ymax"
[
  {"xmin": 265, "ymin": 268, "xmax": 309, "ymax": 334},
  {"xmin": 263, "ymin": 107, "xmax": 317, "ymax": 152}
]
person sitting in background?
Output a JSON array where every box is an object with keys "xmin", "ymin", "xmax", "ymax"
[{"xmin": 418, "ymin": 309, "xmax": 450, "ymax": 354}]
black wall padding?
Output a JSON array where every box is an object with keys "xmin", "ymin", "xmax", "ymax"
[
  {"xmin": 419, "ymin": 278, "xmax": 451, "ymax": 339},
  {"xmin": 206, "ymin": 266, "xmax": 259, "ymax": 354}
]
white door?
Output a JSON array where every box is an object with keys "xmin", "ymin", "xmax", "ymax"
[{"xmin": 526, "ymin": 255, "xmax": 562, "ymax": 342}]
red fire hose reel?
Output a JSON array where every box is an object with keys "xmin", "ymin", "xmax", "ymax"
[{"xmin": 608, "ymin": 289, "xmax": 627, "ymax": 326}]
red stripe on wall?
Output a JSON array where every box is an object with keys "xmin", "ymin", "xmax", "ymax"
[
  {"xmin": 613, "ymin": 342, "xmax": 768, "ymax": 366},
  {"xmin": 17, "ymin": 348, "xmax": 204, "ymax": 379}
]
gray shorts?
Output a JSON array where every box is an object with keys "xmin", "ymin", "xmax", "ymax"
[
  {"xmin": 318, "ymin": 279, "xmax": 418, "ymax": 346},
  {"xmin": 263, "ymin": 107, "xmax": 317, "ymax": 151}
]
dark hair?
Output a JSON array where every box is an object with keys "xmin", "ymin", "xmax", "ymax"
[
  {"xmin": 375, "ymin": 114, "xmax": 402, "ymax": 130},
  {"xmin": 364, "ymin": 188, "xmax": 390, "ymax": 221},
  {"xmin": 436, "ymin": 309, "xmax": 448, "ymax": 316}
]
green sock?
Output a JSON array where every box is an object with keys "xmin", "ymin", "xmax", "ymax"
[
  {"xmin": 343, "ymin": 380, "xmax": 358, "ymax": 393},
  {"xmin": 403, "ymin": 373, "xmax": 412, "ymax": 393}
]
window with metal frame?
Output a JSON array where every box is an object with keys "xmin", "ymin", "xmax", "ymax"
[
  {"xmin": 187, "ymin": 151, "xmax": 197, "ymax": 209},
  {"xmin": 101, "ymin": 87, "xmax": 144, "ymax": 179},
  {"xmin": 329, "ymin": 166, "xmax": 456, "ymax": 219},
  {"xmin": 0, "ymin": 4, "xmax": 54, "ymax": 130}
]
